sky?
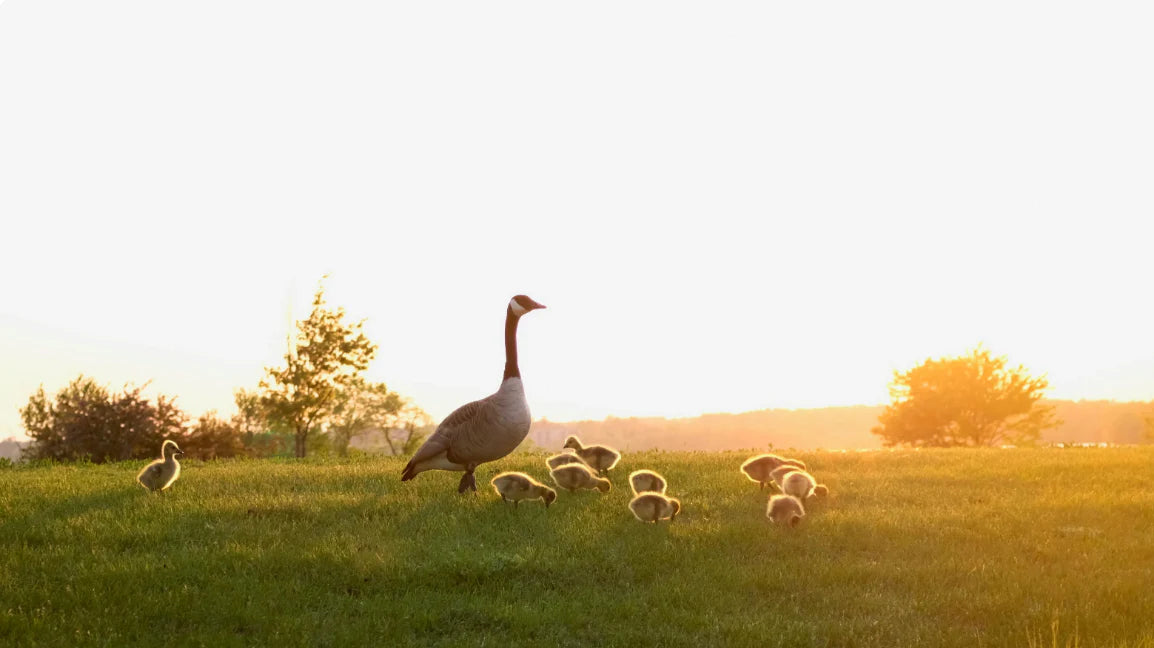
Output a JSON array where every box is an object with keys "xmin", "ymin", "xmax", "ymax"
[{"xmin": 1, "ymin": 1, "xmax": 1152, "ymax": 440}]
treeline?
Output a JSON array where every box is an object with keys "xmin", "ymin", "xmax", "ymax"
[
  {"xmin": 6, "ymin": 396, "xmax": 1151, "ymax": 463},
  {"xmin": 10, "ymin": 281, "xmax": 433, "ymax": 464},
  {"xmin": 529, "ymin": 400, "xmax": 1154, "ymax": 452},
  {"xmin": 10, "ymin": 374, "xmax": 431, "ymax": 464}
]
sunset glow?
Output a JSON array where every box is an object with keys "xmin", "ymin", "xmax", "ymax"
[{"xmin": 1, "ymin": 2, "xmax": 1151, "ymax": 440}]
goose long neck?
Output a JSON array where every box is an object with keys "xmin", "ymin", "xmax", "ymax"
[{"xmin": 503, "ymin": 307, "xmax": 521, "ymax": 380}]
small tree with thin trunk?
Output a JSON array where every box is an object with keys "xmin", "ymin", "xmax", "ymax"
[
  {"xmin": 258, "ymin": 283, "xmax": 377, "ymax": 458},
  {"xmin": 383, "ymin": 403, "xmax": 434, "ymax": 457},
  {"xmin": 328, "ymin": 377, "xmax": 404, "ymax": 456},
  {"xmin": 872, "ymin": 346, "xmax": 1060, "ymax": 448}
]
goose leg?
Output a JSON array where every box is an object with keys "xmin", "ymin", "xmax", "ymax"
[{"xmin": 457, "ymin": 466, "xmax": 478, "ymax": 494}]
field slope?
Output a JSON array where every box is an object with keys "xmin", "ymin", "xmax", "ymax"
[{"xmin": 2, "ymin": 448, "xmax": 1153, "ymax": 647}]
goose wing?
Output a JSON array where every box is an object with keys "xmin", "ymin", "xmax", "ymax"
[
  {"xmin": 401, "ymin": 396, "xmax": 493, "ymax": 478},
  {"xmin": 137, "ymin": 462, "xmax": 162, "ymax": 486}
]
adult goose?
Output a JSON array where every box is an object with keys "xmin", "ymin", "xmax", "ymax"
[{"xmin": 401, "ymin": 294, "xmax": 546, "ymax": 493}]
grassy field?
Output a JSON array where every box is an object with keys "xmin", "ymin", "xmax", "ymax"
[{"xmin": 2, "ymin": 448, "xmax": 1153, "ymax": 647}]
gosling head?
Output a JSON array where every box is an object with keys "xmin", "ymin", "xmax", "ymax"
[
  {"xmin": 162, "ymin": 439, "xmax": 184, "ymax": 458},
  {"xmin": 542, "ymin": 488, "xmax": 558, "ymax": 508},
  {"xmin": 508, "ymin": 295, "xmax": 546, "ymax": 318},
  {"xmin": 668, "ymin": 498, "xmax": 682, "ymax": 520},
  {"xmin": 814, "ymin": 485, "xmax": 829, "ymax": 498},
  {"xmin": 562, "ymin": 435, "xmax": 582, "ymax": 451},
  {"xmin": 789, "ymin": 514, "xmax": 801, "ymax": 528},
  {"xmin": 596, "ymin": 477, "xmax": 612, "ymax": 493}
]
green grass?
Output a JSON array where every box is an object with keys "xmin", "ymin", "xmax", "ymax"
[{"xmin": 2, "ymin": 448, "xmax": 1154, "ymax": 647}]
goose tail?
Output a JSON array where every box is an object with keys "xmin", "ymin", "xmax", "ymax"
[{"xmin": 401, "ymin": 461, "xmax": 417, "ymax": 482}]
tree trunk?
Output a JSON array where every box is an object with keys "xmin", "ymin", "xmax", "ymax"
[{"xmin": 295, "ymin": 428, "xmax": 307, "ymax": 458}]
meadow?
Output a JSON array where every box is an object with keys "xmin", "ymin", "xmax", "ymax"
[{"xmin": 1, "ymin": 448, "xmax": 1153, "ymax": 647}]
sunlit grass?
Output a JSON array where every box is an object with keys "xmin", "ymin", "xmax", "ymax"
[{"xmin": 2, "ymin": 448, "xmax": 1153, "ymax": 647}]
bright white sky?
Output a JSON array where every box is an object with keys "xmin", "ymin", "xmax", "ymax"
[{"xmin": 1, "ymin": 1, "xmax": 1152, "ymax": 440}]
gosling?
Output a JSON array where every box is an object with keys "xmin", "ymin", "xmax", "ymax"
[
  {"xmin": 137, "ymin": 439, "xmax": 185, "ymax": 493},
  {"xmin": 490, "ymin": 472, "xmax": 557, "ymax": 508},
  {"xmin": 629, "ymin": 492, "xmax": 681, "ymax": 523},
  {"xmin": 550, "ymin": 462, "xmax": 611, "ymax": 493},
  {"xmin": 768, "ymin": 464, "xmax": 799, "ymax": 491},
  {"xmin": 740, "ymin": 454, "xmax": 808, "ymax": 489},
  {"xmin": 562, "ymin": 435, "xmax": 621, "ymax": 475},
  {"xmin": 629, "ymin": 469, "xmax": 667, "ymax": 495},
  {"xmin": 767, "ymin": 494, "xmax": 805, "ymax": 528},
  {"xmin": 781, "ymin": 470, "xmax": 829, "ymax": 501},
  {"xmin": 546, "ymin": 451, "xmax": 589, "ymax": 471}
]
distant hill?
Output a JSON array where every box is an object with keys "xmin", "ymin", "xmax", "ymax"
[{"xmin": 529, "ymin": 400, "xmax": 1153, "ymax": 451}]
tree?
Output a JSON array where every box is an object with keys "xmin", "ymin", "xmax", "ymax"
[
  {"xmin": 257, "ymin": 282, "xmax": 378, "ymax": 458},
  {"xmin": 183, "ymin": 411, "xmax": 247, "ymax": 460},
  {"xmin": 328, "ymin": 377, "xmax": 404, "ymax": 456},
  {"xmin": 382, "ymin": 403, "xmax": 434, "ymax": 457},
  {"xmin": 872, "ymin": 347, "xmax": 1059, "ymax": 447},
  {"xmin": 20, "ymin": 375, "xmax": 187, "ymax": 462},
  {"xmin": 233, "ymin": 388, "xmax": 293, "ymax": 457}
]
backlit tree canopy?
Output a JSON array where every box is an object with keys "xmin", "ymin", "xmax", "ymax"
[
  {"xmin": 258, "ymin": 282, "xmax": 377, "ymax": 458},
  {"xmin": 20, "ymin": 376, "xmax": 185, "ymax": 462},
  {"xmin": 872, "ymin": 347, "xmax": 1059, "ymax": 447}
]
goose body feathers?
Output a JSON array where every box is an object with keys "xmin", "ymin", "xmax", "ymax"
[
  {"xmin": 562, "ymin": 435, "xmax": 621, "ymax": 474},
  {"xmin": 550, "ymin": 463, "xmax": 611, "ymax": 493},
  {"xmin": 629, "ymin": 492, "xmax": 681, "ymax": 523},
  {"xmin": 629, "ymin": 469, "xmax": 667, "ymax": 495},
  {"xmin": 767, "ymin": 494, "xmax": 805, "ymax": 527},
  {"xmin": 490, "ymin": 471, "xmax": 557, "ymax": 507}
]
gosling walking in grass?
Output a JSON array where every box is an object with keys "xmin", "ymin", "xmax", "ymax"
[
  {"xmin": 781, "ymin": 470, "xmax": 829, "ymax": 502},
  {"xmin": 768, "ymin": 464, "xmax": 800, "ymax": 491},
  {"xmin": 549, "ymin": 463, "xmax": 611, "ymax": 493},
  {"xmin": 740, "ymin": 454, "xmax": 807, "ymax": 489},
  {"xmin": 137, "ymin": 439, "xmax": 184, "ymax": 493},
  {"xmin": 490, "ymin": 472, "xmax": 557, "ymax": 508},
  {"xmin": 562, "ymin": 435, "xmax": 621, "ymax": 475},
  {"xmin": 629, "ymin": 469, "xmax": 667, "ymax": 496},
  {"xmin": 767, "ymin": 494, "xmax": 805, "ymax": 528},
  {"xmin": 629, "ymin": 492, "xmax": 681, "ymax": 523},
  {"xmin": 545, "ymin": 451, "xmax": 588, "ymax": 471}
]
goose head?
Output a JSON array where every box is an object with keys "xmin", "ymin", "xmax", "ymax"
[
  {"xmin": 668, "ymin": 498, "xmax": 682, "ymax": 520},
  {"xmin": 508, "ymin": 295, "xmax": 546, "ymax": 317},
  {"xmin": 542, "ymin": 488, "xmax": 557, "ymax": 508},
  {"xmin": 562, "ymin": 435, "xmax": 582, "ymax": 451}
]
